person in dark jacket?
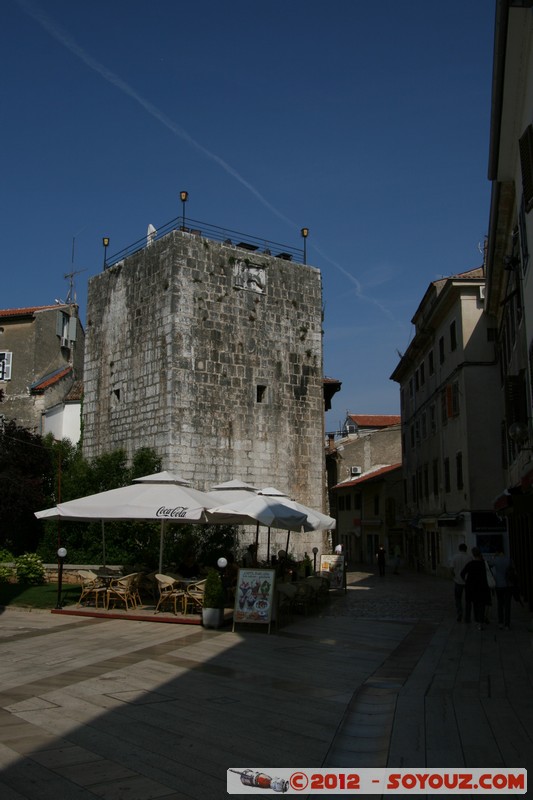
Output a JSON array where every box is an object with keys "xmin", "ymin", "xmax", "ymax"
[{"xmin": 461, "ymin": 547, "xmax": 491, "ymax": 630}]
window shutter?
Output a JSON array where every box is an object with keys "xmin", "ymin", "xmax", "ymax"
[
  {"xmin": 0, "ymin": 352, "xmax": 12, "ymax": 380},
  {"xmin": 505, "ymin": 374, "xmax": 527, "ymax": 425},
  {"xmin": 519, "ymin": 125, "xmax": 533, "ymax": 213},
  {"xmin": 68, "ymin": 316, "xmax": 77, "ymax": 342},
  {"xmin": 56, "ymin": 311, "xmax": 64, "ymax": 337}
]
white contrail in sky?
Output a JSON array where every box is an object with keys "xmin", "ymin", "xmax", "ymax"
[{"xmin": 17, "ymin": 0, "xmax": 397, "ymax": 316}]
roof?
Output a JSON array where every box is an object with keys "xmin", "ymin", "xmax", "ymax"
[
  {"xmin": 332, "ymin": 463, "xmax": 402, "ymax": 490},
  {"xmin": 64, "ymin": 380, "xmax": 83, "ymax": 402},
  {"xmin": 346, "ymin": 414, "xmax": 401, "ymax": 428},
  {"xmin": 0, "ymin": 305, "xmax": 70, "ymax": 319},
  {"xmin": 30, "ymin": 366, "xmax": 72, "ymax": 393}
]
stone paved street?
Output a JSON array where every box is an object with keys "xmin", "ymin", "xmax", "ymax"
[{"xmin": 0, "ymin": 567, "xmax": 531, "ymax": 799}]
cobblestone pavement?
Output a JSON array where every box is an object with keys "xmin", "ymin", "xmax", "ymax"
[
  {"xmin": 328, "ymin": 567, "xmax": 452, "ymax": 621},
  {"xmin": 0, "ymin": 568, "xmax": 531, "ymax": 800}
]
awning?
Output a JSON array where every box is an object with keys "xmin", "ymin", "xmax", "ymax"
[{"xmin": 437, "ymin": 513, "xmax": 463, "ymax": 527}]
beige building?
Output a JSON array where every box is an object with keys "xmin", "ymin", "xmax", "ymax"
[
  {"xmin": 390, "ymin": 268, "xmax": 506, "ymax": 576},
  {"xmin": 332, "ymin": 463, "xmax": 403, "ymax": 567},
  {"xmin": 326, "ymin": 420, "xmax": 402, "ymax": 564},
  {"xmin": 0, "ymin": 305, "xmax": 84, "ymax": 438}
]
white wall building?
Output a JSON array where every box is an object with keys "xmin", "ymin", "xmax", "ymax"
[{"xmin": 391, "ymin": 268, "xmax": 506, "ymax": 576}]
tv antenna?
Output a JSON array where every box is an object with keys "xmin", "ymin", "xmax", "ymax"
[{"xmin": 63, "ymin": 235, "xmax": 88, "ymax": 304}]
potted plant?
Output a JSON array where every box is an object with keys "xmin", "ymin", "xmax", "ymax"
[{"xmin": 202, "ymin": 568, "xmax": 225, "ymax": 628}]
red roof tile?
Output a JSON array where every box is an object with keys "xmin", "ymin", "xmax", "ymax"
[
  {"xmin": 347, "ymin": 414, "xmax": 401, "ymax": 428},
  {"xmin": 31, "ymin": 367, "xmax": 72, "ymax": 392},
  {"xmin": 0, "ymin": 305, "xmax": 67, "ymax": 318},
  {"xmin": 333, "ymin": 463, "xmax": 402, "ymax": 489}
]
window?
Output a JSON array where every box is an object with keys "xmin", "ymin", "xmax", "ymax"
[
  {"xmin": 429, "ymin": 403, "xmax": 437, "ymax": 435},
  {"xmin": 450, "ymin": 320, "xmax": 457, "ymax": 352},
  {"xmin": 519, "ymin": 124, "xmax": 533, "ymax": 213},
  {"xmin": 444, "ymin": 457, "xmax": 451, "ymax": 493},
  {"xmin": 421, "ymin": 412, "xmax": 427, "ymax": 439},
  {"xmin": 373, "ymin": 494, "xmax": 379, "ymax": 515},
  {"xmin": 345, "ymin": 494, "xmax": 352, "ymax": 511},
  {"xmin": 354, "ymin": 493, "xmax": 362, "ymax": 510},
  {"xmin": 338, "ymin": 495, "xmax": 345, "ymax": 511},
  {"xmin": 456, "ymin": 451, "xmax": 464, "ymax": 491},
  {"xmin": 439, "ymin": 336, "xmax": 445, "ymax": 365},
  {"xmin": 424, "ymin": 463, "xmax": 429, "ymax": 498},
  {"xmin": 432, "ymin": 459, "xmax": 439, "ymax": 496},
  {"xmin": 419, "ymin": 361, "xmax": 425, "ymax": 386},
  {"xmin": 0, "ymin": 351, "xmax": 12, "ymax": 380},
  {"xmin": 444, "ymin": 382, "xmax": 460, "ymax": 418},
  {"xmin": 428, "ymin": 350, "xmax": 435, "ymax": 375},
  {"xmin": 256, "ymin": 384, "xmax": 267, "ymax": 403}
]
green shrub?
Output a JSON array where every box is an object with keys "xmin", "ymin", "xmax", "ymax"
[
  {"xmin": 203, "ymin": 569, "xmax": 225, "ymax": 609},
  {"xmin": 15, "ymin": 553, "xmax": 46, "ymax": 585},
  {"xmin": 0, "ymin": 564, "xmax": 14, "ymax": 583}
]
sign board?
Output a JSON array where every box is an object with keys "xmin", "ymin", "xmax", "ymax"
[
  {"xmin": 320, "ymin": 554, "xmax": 345, "ymax": 591},
  {"xmin": 233, "ymin": 569, "xmax": 275, "ymax": 631}
]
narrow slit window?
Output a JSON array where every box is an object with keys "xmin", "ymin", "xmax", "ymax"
[{"xmin": 256, "ymin": 385, "xmax": 267, "ymax": 403}]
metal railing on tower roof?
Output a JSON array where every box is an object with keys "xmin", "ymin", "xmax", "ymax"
[{"xmin": 105, "ymin": 216, "xmax": 305, "ymax": 268}]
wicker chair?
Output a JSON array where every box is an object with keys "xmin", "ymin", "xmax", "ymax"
[
  {"xmin": 154, "ymin": 574, "xmax": 185, "ymax": 615},
  {"xmin": 184, "ymin": 579, "xmax": 206, "ymax": 614},
  {"xmin": 106, "ymin": 573, "xmax": 139, "ymax": 611},
  {"xmin": 77, "ymin": 570, "xmax": 107, "ymax": 608}
]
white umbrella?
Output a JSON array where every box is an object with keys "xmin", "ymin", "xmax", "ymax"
[
  {"xmin": 207, "ymin": 493, "xmax": 307, "ymax": 531},
  {"xmin": 260, "ymin": 487, "xmax": 336, "ymax": 532},
  {"xmin": 35, "ymin": 471, "xmax": 216, "ymax": 573}
]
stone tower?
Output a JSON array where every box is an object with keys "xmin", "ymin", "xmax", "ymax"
[{"xmin": 83, "ymin": 229, "xmax": 326, "ymax": 521}]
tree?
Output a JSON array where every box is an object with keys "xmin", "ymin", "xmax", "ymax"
[{"xmin": 0, "ymin": 420, "xmax": 53, "ymax": 553}]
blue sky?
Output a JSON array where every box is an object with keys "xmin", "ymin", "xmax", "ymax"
[{"xmin": 3, "ymin": 0, "xmax": 495, "ymax": 431}]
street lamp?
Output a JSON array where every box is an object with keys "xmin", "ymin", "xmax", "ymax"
[
  {"xmin": 102, "ymin": 237, "xmax": 110, "ymax": 270},
  {"xmin": 312, "ymin": 546, "xmax": 319, "ymax": 575},
  {"xmin": 56, "ymin": 547, "xmax": 67, "ymax": 609},
  {"xmin": 301, "ymin": 227, "xmax": 309, "ymax": 264},
  {"xmin": 180, "ymin": 190, "xmax": 188, "ymax": 229}
]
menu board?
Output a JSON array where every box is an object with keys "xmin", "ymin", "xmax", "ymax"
[
  {"xmin": 320, "ymin": 554, "xmax": 345, "ymax": 590},
  {"xmin": 233, "ymin": 569, "xmax": 275, "ymax": 629}
]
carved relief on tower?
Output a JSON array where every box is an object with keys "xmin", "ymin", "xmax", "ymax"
[{"xmin": 233, "ymin": 260, "xmax": 266, "ymax": 293}]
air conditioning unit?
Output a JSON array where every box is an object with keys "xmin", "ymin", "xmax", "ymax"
[
  {"xmin": 479, "ymin": 285, "xmax": 486, "ymax": 300},
  {"xmin": 60, "ymin": 336, "xmax": 69, "ymax": 348},
  {"xmin": 350, "ymin": 465, "xmax": 362, "ymax": 477}
]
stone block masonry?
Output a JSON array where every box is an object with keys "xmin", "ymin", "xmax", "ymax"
[{"xmin": 83, "ymin": 231, "xmax": 327, "ymax": 550}]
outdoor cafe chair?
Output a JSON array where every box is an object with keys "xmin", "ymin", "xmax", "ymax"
[
  {"xmin": 77, "ymin": 570, "xmax": 107, "ymax": 608},
  {"xmin": 184, "ymin": 578, "xmax": 206, "ymax": 614},
  {"xmin": 275, "ymin": 582, "xmax": 297, "ymax": 624},
  {"xmin": 154, "ymin": 574, "xmax": 186, "ymax": 616},
  {"xmin": 106, "ymin": 572, "xmax": 139, "ymax": 611}
]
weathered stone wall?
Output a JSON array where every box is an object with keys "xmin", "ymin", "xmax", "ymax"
[{"xmin": 83, "ymin": 231, "xmax": 327, "ymax": 554}]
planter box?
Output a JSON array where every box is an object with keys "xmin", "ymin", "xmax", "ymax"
[{"xmin": 202, "ymin": 607, "xmax": 224, "ymax": 629}]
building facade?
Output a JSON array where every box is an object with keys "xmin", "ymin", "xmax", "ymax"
[
  {"xmin": 326, "ymin": 421, "xmax": 402, "ymax": 564},
  {"xmin": 390, "ymin": 268, "xmax": 506, "ymax": 576},
  {"xmin": 83, "ymin": 229, "xmax": 328, "ymax": 553},
  {"xmin": 0, "ymin": 305, "xmax": 84, "ymax": 437},
  {"xmin": 485, "ymin": 0, "xmax": 533, "ymax": 609}
]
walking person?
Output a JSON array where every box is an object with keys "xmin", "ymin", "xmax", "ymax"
[
  {"xmin": 492, "ymin": 551, "xmax": 515, "ymax": 630},
  {"xmin": 461, "ymin": 547, "xmax": 491, "ymax": 630},
  {"xmin": 376, "ymin": 545, "xmax": 386, "ymax": 577},
  {"xmin": 451, "ymin": 543, "xmax": 471, "ymax": 622}
]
